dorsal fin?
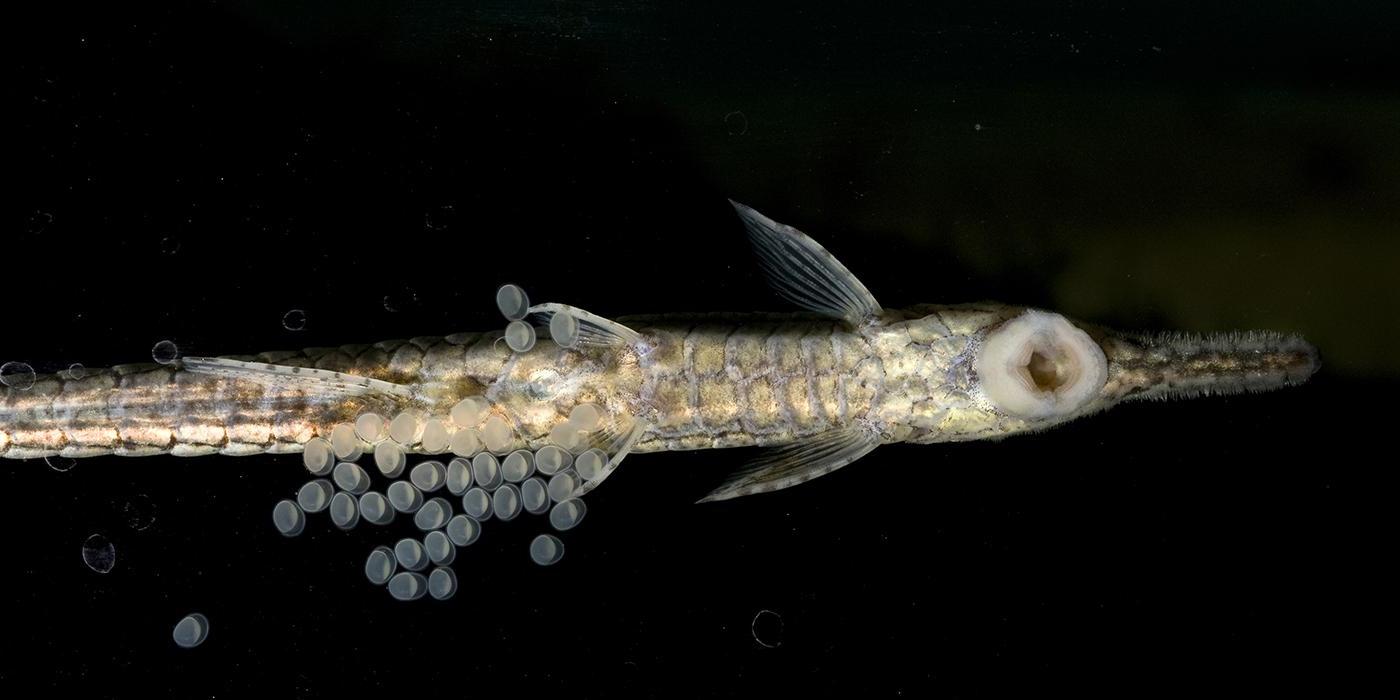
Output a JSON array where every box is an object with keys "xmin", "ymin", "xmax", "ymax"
[
  {"xmin": 697, "ymin": 427, "xmax": 880, "ymax": 502},
  {"xmin": 731, "ymin": 201, "xmax": 883, "ymax": 326},
  {"xmin": 181, "ymin": 357, "xmax": 414, "ymax": 398}
]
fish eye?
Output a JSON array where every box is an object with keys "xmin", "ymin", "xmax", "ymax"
[{"xmin": 974, "ymin": 310, "xmax": 1107, "ymax": 418}]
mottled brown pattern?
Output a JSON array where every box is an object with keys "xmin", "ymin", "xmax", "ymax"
[
  {"xmin": 3, "ymin": 306, "xmax": 1312, "ymax": 464},
  {"xmin": 0, "ymin": 334, "xmax": 501, "ymax": 459},
  {"xmin": 631, "ymin": 319, "xmax": 873, "ymax": 452}
]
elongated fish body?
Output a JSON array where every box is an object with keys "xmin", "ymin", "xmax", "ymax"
[
  {"xmin": 0, "ymin": 316, "xmax": 915, "ymax": 457},
  {"xmin": 1, "ymin": 202, "xmax": 1318, "ymax": 588}
]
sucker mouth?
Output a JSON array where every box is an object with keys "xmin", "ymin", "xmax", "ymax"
[{"xmin": 1100, "ymin": 330, "xmax": 1320, "ymax": 402}]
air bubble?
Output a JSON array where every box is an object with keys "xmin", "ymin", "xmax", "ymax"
[
  {"xmin": 550, "ymin": 313, "xmax": 579, "ymax": 348},
  {"xmin": 529, "ymin": 534, "xmax": 565, "ymax": 566},
  {"xmin": 461, "ymin": 487, "xmax": 492, "ymax": 521},
  {"xmin": 45, "ymin": 455, "xmax": 77, "ymax": 472},
  {"xmin": 27, "ymin": 209, "xmax": 54, "ymax": 235},
  {"xmin": 359, "ymin": 491, "xmax": 395, "ymax": 525},
  {"xmin": 374, "ymin": 441, "xmax": 406, "ymax": 478},
  {"xmin": 121, "ymin": 494, "xmax": 156, "ymax": 531},
  {"xmin": 65, "ymin": 363, "xmax": 87, "ymax": 380},
  {"xmin": 574, "ymin": 448, "xmax": 607, "ymax": 482},
  {"xmin": 172, "ymin": 613, "xmax": 209, "ymax": 648},
  {"xmin": 393, "ymin": 538, "xmax": 428, "ymax": 572},
  {"xmin": 535, "ymin": 445, "xmax": 572, "ymax": 476},
  {"xmin": 420, "ymin": 418, "xmax": 450, "ymax": 454},
  {"xmin": 355, "ymin": 413, "xmax": 385, "ymax": 443},
  {"xmin": 548, "ymin": 424, "xmax": 583, "ymax": 452},
  {"xmin": 449, "ymin": 427, "xmax": 481, "ymax": 457},
  {"xmin": 365, "ymin": 546, "xmax": 396, "ymax": 585},
  {"xmin": 303, "ymin": 438, "xmax": 334, "ymax": 475},
  {"xmin": 501, "ymin": 450, "xmax": 534, "ymax": 482},
  {"xmin": 389, "ymin": 411, "xmax": 423, "ymax": 446},
  {"xmin": 388, "ymin": 572, "xmax": 428, "ymax": 601},
  {"xmin": 521, "ymin": 477, "xmax": 550, "ymax": 515},
  {"xmin": 410, "ymin": 460, "xmax": 447, "ymax": 492},
  {"xmin": 450, "ymin": 396, "xmax": 489, "ymax": 428},
  {"xmin": 330, "ymin": 424, "xmax": 358, "ymax": 460},
  {"xmin": 329, "ymin": 492, "xmax": 360, "ymax": 529},
  {"xmin": 424, "ymin": 530, "xmax": 455, "ymax": 566},
  {"xmin": 382, "ymin": 286, "xmax": 419, "ymax": 314},
  {"xmin": 160, "ymin": 236, "xmax": 182, "ymax": 256},
  {"xmin": 428, "ymin": 567, "xmax": 458, "ymax": 601},
  {"xmin": 568, "ymin": 404, "xmax": 602, "ymax": 432},
  {"xmin": 505, "ymin": 321, "xmax": 536, "ymax": 353},
  {"xmin": 481, "ymin": 415, "xmax": 512, "ymax": 453},
  {"xmin": 414, "ymin": 497, "xmax": 452, "ymax": 531},
  {"xmin": 282, "ymin": 309, "xmax": 307, "ymax": 331},
  {"xmin": 272, "ymin": 499, "xmax": 305, "ymax": 536},
  {"xmin": 151, "ymin": 340, "xmax": 179, "ymax": 365},
  {"xmin": 549, "ymin": 498, "xmax": 587, "ymax": 531},
  {"xmin": 332, "ymin": 462, "xmax": 370, "ymax": 495},
  {"xmin": 81, "ymin": 533, "xmax": 116, "ymax": 573},
  {"xmin": 471, "ymin": 453, "xmax": 502, "ymax": 491},
  {"xmin": 296, "ymin": 479, "xmax": 334, "ymax": 513},
  {"xmin": 493, "ymin": 483, "xmax": 522, "ymax": 521},
  {"xmin": 751, "ymin": 610, "xmax": 784, "ymax": 649},
  {"xmin": 495, "ymin": 284, "xmax": 530, "ymax": 321},
  {"xmin": 547, "ymin": 470, "xmax": 579, "ymax": 503},
  {"xmin": 0, "ymin": 361, "xmax": 36, "ymax": 390},
  {"xmin": 425, "ymin": 204, "xmax": 455, "ymax": 232},
  {"xmin": 445, "ymin": 515, "xmax": 480, "ymax": 547},
  {"xmin": 724, "ymin": 110, "xmax": 749, "ymax": 136},
  {"xmin": 446, "ymin": 457, "xmax": 473, "ymax": 495},
  {"xmin": 387, "ymin": 481, "xmax": 424, "ymax": 513}
]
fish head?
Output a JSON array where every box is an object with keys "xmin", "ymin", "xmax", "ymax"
[{"xmin": 890, "ymin": 304, "xmax": 1319, "ymax": 443}]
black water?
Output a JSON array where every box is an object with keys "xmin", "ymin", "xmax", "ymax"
[{"xmin": 6, "ymin": 2, "xmax": 1390, "ymax": 697}]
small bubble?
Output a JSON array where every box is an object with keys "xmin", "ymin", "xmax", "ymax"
[
  {"xmin": 27, "ymin": 210, "xmax": 54, "ymax": 235},
  {"xmin": 160, "ymin": 236, "xmax": 181, "ymax": 255},
  {"xmin": 751, "ymin": 609, "xmax": 783, "ymax": 649},
  {"xmin": 64, "ymin": 363, "xmax": 87, "ymax": 380},
  {"xmin": 122, "ymin": 494, "xmax": 156, "ymax": 531},
  {"xmin": 45, "ymin": 455, "xmax": 77, "ymax": 472},
  {"xmin": 382, "ymin": 287, "xmax": 419, "ymax": 313},
  {"xmin": 724, "ymin": 111, "xmax": 749, "ymax": 136},
  {"xmin": 81, "ymin": 533, "xmax": 116, "ymax": 574},
  {"xmin": 0, "ymin": 361, "xmax": 36, "ymax": 390},
  {"xmin": 425, "ymin": 204, "xmax": 455, "ymax": 232},
  {"xmin": 151, "ymin": 340, "xmax": 179, "ymax": 365},
  {"xmin": 282, "ymin": 309, "xmax": 307, "ymax": 331},
  {"xmin": 172, "ymin": 613, "xmax": 209, "ymax": 648}
]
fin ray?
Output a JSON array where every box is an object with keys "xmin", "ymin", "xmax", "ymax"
[
  {"xmin": 527, "ymin": 303, "xmax": 641, "ymax": 348},
  {"xmin": 182, "ymin": 357, "xmax": 414, "ymax": 398},
  {"xmin": 574, "ymin": 417, "xmax": 646, "ymax": 497},
  {"xmin": 698, "ymin": 428, "xmax": 879, "ymax": 502},
  {"xmin": 731, "ymin": 201, "xmax": 883, "ymax": 326}
]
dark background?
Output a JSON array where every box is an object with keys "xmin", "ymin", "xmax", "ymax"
[{"xmin": 4, "ymin": 1, "xmax": 1391, "ymax": 697}]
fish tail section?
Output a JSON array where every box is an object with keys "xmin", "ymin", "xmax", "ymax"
[
  {"xmin": 0, "ymin": 357, "xmax": 406, "ymax": 460},
  {"xmin": 274, "ymin": 288, "xmax": 655, "ymax": 600}
]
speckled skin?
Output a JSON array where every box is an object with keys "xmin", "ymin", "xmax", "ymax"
[{"xmin": 0, "ymin": 304, "xmax": 1318, "ymax": 461}]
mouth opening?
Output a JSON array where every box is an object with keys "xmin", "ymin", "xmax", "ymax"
[
  {"xmin": 1024, "ymin": 347, "xmax": 1076, "ymax": 392},
  {"xmin": 976, "ymin": 310, "xmax": 1108, "ymax": 419}
]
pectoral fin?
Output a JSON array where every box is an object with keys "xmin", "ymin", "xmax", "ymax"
[{"xmin": 698, "ymin": 428, "xmax": 879, "ymax": 502}]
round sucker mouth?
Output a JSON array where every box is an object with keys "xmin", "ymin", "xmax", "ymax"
[{"xmin": 975, "ymin": 309, "xmax": 1108, "ymax": 419}]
